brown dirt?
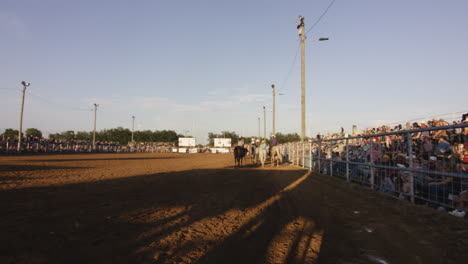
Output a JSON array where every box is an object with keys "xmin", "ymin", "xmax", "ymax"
[{"xmin": 0, "ymin": 153, "xmax": 467, "ymax": 264}]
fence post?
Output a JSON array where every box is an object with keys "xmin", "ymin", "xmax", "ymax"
[
  {"xmin": 290, "ymin": 143, "xmax": 292, "ymax": 164},
  {"xmin": 370, "ymin": 138, "xmax": 374, "ymax": 189},
  {"xmin": 288, "ymin": 143, "xmax": 291, "ymax": 164},
  {"xmin": 318, "ymin": 141, "xmax": 321, "ymax": 173},
  {"xmin": 290, "ymin": 143, "xmax": 293, "ymax": 165},
  {"xmin": 346, "ymin": 138, "xmax": 350, "ymax": 182},
  {"xmin": 329, "ymin": 142, "xmax": 333, "ymax": 176},
  {"xmin": 309, "ymin": 141, "xmax": 312, "ymax": 171},
  {"xmin": 407, "ymin": 132, "xmax": 415, "ymax": 203},
  {"xmin": 296, "ymin": 143, "xmax": 299, "ymax": 165},
  {"xmin": 302, "ymin": 142, "xmax": 305, "ymax": 168}
]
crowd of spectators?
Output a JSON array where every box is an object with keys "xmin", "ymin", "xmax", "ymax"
[
  {"xmin": 278, "ymin": 114, "xmax": 468, "ymax": 217},
  {"xmin": 0, "ymin": 136, "xmax": 175, "ymax": 154}
]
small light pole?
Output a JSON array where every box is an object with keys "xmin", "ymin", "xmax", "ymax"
[
  {"xmin": 131, "ymin": 116, "xmax": 135, "ymax": 142},
  {"xmin": 258, "ymin": 117, "xmax": 261, "ymax": 138},
  {"xmin": 263, "ymin": 106, "xmax": 266, "ymax": 139},
  {"xmin": 272, "ymin": 84, "xmax": 276, "ymax": 135},
  {"xmin": 17, "ymin": 81, "xmax": 30, "ymax": 152},
  {"xmin": 93, "ymin": 103, "xmax": 99, "ymax": 150}
]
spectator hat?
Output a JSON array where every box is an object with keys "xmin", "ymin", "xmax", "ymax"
[{"xmin": 429, "ymin": 156, "xmax": 437, "ymax": 161}]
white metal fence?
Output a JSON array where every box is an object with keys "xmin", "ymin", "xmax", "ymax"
[
  {"xmin": 0, "ymin": 140, "xmax": 175, "ymax": 154},
  {"xmin": 278, "ymin": 123, "xmax": 468, "ymax": 210}
]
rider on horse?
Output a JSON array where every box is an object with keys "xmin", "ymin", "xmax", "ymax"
[{"xmin": 270, "ymin": 134, "xmax": 283, "ymax": 166}]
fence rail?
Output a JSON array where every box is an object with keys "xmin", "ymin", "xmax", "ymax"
[
  {"xmin": 0, "ymin": 140, "xmax": 175, "ymax": 154},
  {"xmin": 278, "ymin": 123, "xmax": 468, "ymax": 211}
]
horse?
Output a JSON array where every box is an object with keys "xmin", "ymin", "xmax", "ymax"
[
  {"xmin": 250, "ymin": 144, "xmax": 258, "ymax": 164},
  {"xmin": 270, "ymin": 146, "xmax": 283, "ymax": 167},
  {"xmin": 233, "ymin": 146, "xmax": 248, "ymax": 167},
  {"xmin": 258, "ymin": 147, "xmax": 268, "ymax": 167}
]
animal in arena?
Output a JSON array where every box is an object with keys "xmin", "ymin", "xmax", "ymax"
[
  {"xmin": 270, "ymin": 146, "xmax": 283, "ymax": 167},
  {"xmin": 258, "ymin": 140, "xmax": 268, "ymax": 168},
  {"xmin": 234, "ymin": 146, "xmax": 248, "ymax": 167},
  {"xmin": 250, "ymin": 138, "xmax": 258, "ymax": 164}
]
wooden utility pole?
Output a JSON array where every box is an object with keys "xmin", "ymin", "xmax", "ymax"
[
  {"xmin": 17, "ymin": 81, "xmax": 30, "ymax": 152},
  {"xmin": 258, "ymin": 117, "xmax": 260, "ymax": 138},
  {"xmin": 93, "ymin": 103, "xmax": 98, "ymax": 150},
  {"xmin": 131, "ymin": 116, "xmax": 135, "ymax": 142},
  {"xmin": 263, "ymin": 106, "xmax": 266, "ymax": 140},
  {"xmin": 297, "ymin": 16, "xmax": 306, "ymax": 142},
  {"xmin": 272, "ymin": 84, "xmax": 276, "ymax": 135}
]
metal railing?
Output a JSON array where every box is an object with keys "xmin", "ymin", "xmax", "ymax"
[
  {"xmin": 0, "ymin": 140, "xmax": 175, "ymax": 154},
  {"xmin": 278, "ymin": 123, "xmax": 468, "ymax": 210}
]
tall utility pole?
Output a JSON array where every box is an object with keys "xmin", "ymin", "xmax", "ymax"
[
  {"xmin": 93, "ymin": 103, "xmax": 99, "ymax": 150},
  {"xmin": 131, "ymin": 116, "xmax": 135, "ymax": 142},
  {"xmin": 272, "ymin": 84, "xmax": 276, "ymax": 135},
  {"xmin": 297, "ymin": 16, "xmax": 306, "ymax": 142},
  {"xmin": 258, "ymin": 117, "xmax": 260, "ymax": 138},
  {"xmin": 17, "ymin": 81, "xmax": 30, "ymax": 152},
  {"xmin": 263, "ymin": 106, "xmax": 266, "ymax": 139}
]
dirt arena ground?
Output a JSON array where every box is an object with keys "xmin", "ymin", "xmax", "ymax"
[{"xmin": 1, "ymin": 153, "xmax": 467, "ymax": 264}]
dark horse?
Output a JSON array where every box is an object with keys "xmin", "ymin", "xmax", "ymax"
[{"xmin": 234, "ymin": 146, "xmax": 248, "ymax": 167}]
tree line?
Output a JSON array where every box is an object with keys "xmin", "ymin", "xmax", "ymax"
[
  {"xmin": 1, "ymin": 127, "xmax": 180, "ymax": 145},
  {"xmin": 2, "ymin": 128, "xmax": 302, "ymax": 146}
]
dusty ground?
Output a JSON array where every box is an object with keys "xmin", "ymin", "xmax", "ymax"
[{"xmin": 1, "ymin": 153, "xmax": 467, "ymax": 264}]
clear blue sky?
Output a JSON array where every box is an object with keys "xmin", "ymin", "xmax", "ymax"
[{"xmin": 2, "ymin": 0, "xmax": 467, "ymax": 144}]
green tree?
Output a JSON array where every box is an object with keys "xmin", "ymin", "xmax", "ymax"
[
  {"xmin": 75, "ymin": 131, "xmax": 91, "ymax": 141},
  {"xmin": 2, "ymin": 128, "xmax": 19, "ymax": 139},
  {"xmin": 275, "ymin": 132, "xmax": 301, "ymax": 143},
  {"xmin": 63, "ymin": 130, "xmax": 75, "ymax": 141},
  {"xmin": 207, "ymin": 132, "xmax": 220, "ymax": 147},
  {"xmin": 48, "ymin": 130, "xmax": 74, "ymax": 141},
  {"xmin": 97, "ymin": 127, "xmax": 131, "ymax": 144},
  {"xmin": 154, "ymin": 130, "xmax": 178, "ymax": 142},
  {"xmin": 134, "ymin": 130, "xmax": 153, "ymax": 142},
  {"xmin": 25, "ymin": 128, "xmax": 43, "ymax": 138}
]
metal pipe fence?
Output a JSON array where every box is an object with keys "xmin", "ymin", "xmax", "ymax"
[
  {"xmin": 0, "ymin": 140, "xmax": 175, "ymax": 154},
  {"xmin": 277, "ymin": 123, "xmax": 468, "ymax": 211}
]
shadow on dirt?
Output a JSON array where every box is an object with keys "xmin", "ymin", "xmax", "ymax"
[
  {"xmin": 24, "ymin": 156, "xmax": 181, "ymax": 162},
  {"xmin": 1, "ymin": 168, "xmax": 467, "ymax": 263},
  {"xmin": 0, "ymin": 164, "xmax": 90, "ymax": 173},
  {"xmin": 0, "ymin": 167, "xmax": 325, "ymax": 263}
]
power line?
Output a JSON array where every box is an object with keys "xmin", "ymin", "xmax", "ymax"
[
  {"xmin": 306, "ymin": 0, "xmax": 337, "ymax": 34},
  {"xmin": 279, "ymin": 42, "xmax": 301, "ymax": 91},
  {"xmin": 28, "ymin": 91, "xmax": 92, "ymax": 112}
]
